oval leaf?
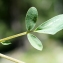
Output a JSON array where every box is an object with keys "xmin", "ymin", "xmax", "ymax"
[
  {"xmin": 35, "ymin": 14, "xmax": 63, "ymax": 35},
  {"xmin": 27, "ymin": 33, "xmax": 43, "ymax": 51},
  {"xmin": 1, "ymin": 41, "xmax": 11, "ymax": 45},
  {"xmin": 25, "ymin": 7, "xmax": 38, "ymax": 31}
]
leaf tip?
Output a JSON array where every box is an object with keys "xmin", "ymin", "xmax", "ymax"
[{"xmin": 37, "ymin": 45, "xmax": 43, "ymax": 51}]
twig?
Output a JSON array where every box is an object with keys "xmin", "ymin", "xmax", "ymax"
[{"xmin": 0, "ymin": 53, "xmax": 25, "ymax": 63}]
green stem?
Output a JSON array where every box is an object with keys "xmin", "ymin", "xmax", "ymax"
[
  {"xmin": 0, "ymin": 53, "xmax": 25, "ymax": 63},
  {"xmin": 0, "ymin": 32, "xmax": 27, "ymax": 43}
]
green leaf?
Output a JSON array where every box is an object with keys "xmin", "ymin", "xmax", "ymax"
[
  {"xmin": 25, "ymin": 7, "xmax": 38, "ymax": 31},
  {"xmin": 1, "ymin": 41, "xmax": 11, "ymax": 45},
  {"xmin": 35, "ymin": 14, "xmax": 63, "ymax": 35},
  {"xmin": 27, "ymin": 33, "xmax": 43, "ymax": 51}
]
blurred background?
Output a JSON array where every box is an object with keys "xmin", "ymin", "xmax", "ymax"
[{"xmin": 0, "ymin": 0, "xmax": 63, "ymax": 63}]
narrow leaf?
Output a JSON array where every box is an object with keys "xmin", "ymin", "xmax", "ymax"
[
  {"xmin": 1, "ymin": 41, "xmax": 11, "ymax": 45},
  {"xmin": 35, "ymin": 14, "xmax": 63, "ymax": 35},
  {"xmin": 25, "ymin": 7, "xmax": 38, "ymax": 31},
  {"xmin": 27, "ymin": 33, "xmax": 43, "ymax": 51}
]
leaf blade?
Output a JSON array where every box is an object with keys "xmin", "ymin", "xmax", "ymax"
[
  {"xmin": 35, "ymin": 14, "xmax": 63, "ymax": 35},
  {"xmin": 1, "ymin": 41, "xmax": 11, "ymax": 45},
  {"xmin": 27, "ymin": 33, "xmax": 43, "ymax": 51},
  {"xmin": 25, "ymin": 7, "xmax": 38, "ymax": 31}
]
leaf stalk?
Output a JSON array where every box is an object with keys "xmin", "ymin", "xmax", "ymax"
[{"xmin": 0, "ymin": 32, "xmax": 27, "ymax": 43}]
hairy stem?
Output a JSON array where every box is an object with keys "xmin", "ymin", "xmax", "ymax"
[
  {"xmin": 0, "ymin": 32, "xmax": 27, "ymax": 43},
  {"xmin": 0, "ymin": 53, "xmax": 25, "ymax": 63}
]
